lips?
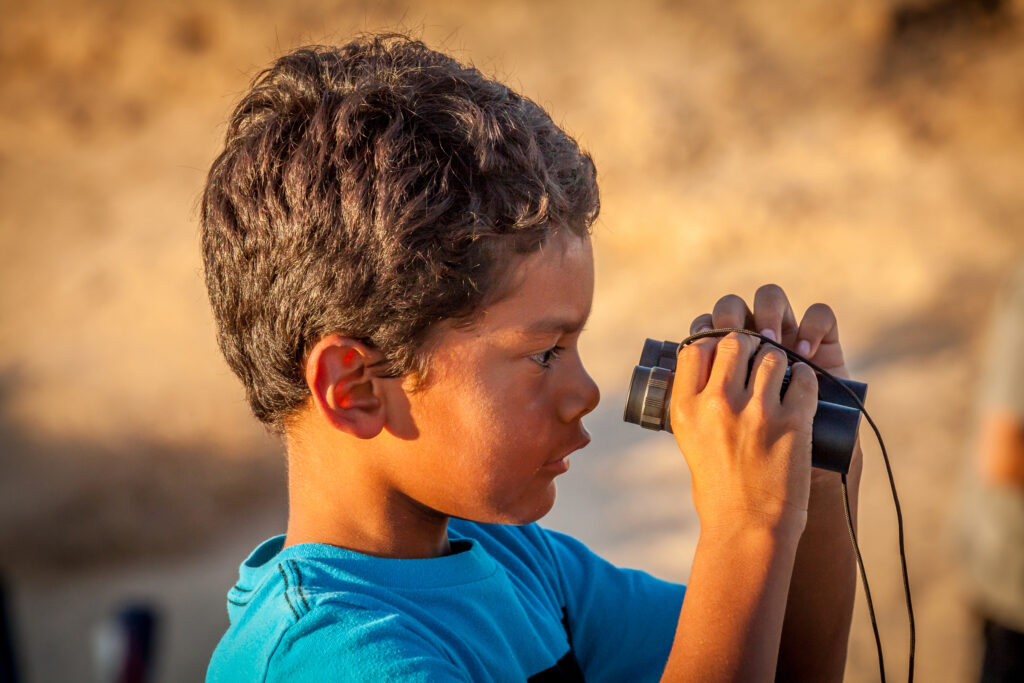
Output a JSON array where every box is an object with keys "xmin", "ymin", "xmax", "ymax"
[{"xmin": 541, "ymin": 427, "xmax": 592, "ymax": 472}]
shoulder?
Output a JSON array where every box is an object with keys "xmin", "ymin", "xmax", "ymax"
[
  {"xmin": 210, "ymin": 546, "xmax": 461, "ymax": 683},
  {"xmin": 265, "ymin": 603, "xmax": 469, "ymax": 683},
  {"xmin": 212, "ymin": 562, "xmax": 469, "ymax": 682}
]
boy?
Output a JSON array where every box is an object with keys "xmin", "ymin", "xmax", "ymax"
[{"xmin": 203, "ymin": 34, "xmax": 860, "ymax": 681}]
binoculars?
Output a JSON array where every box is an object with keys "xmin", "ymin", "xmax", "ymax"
[{"xmin": 623, "ymin": 338, "xmax": 866, "ymax": 474}]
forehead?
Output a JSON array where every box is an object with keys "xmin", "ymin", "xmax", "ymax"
[{"xmin": 477, "ymin": 232, "xmax": 595, "ymax": 337}]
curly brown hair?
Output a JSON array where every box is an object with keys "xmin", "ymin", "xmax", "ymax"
[{"xmin": 201, "ymin": 34, "xmax": 599, "ymax": 429}]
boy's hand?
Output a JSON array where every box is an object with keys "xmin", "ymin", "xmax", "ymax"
[
  {"xmin": 671, "ymin": 285, "xmax": 845, "ymax": 538},
  {"xmin": 690, "ymin": 284, "xmax": 848, "ymax": 379}
]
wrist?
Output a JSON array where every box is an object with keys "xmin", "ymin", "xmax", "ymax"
[
  {"xmin": 802, "ymin": 459, "xmax": 861, "ymax": 544},
  {"xmin": 699, "ymin": 509, "xmax": 806, "ymax": 550}
]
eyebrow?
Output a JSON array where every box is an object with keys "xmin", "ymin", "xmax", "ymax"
[{"xmin": 521, "ymin": 314, "xmax": 589, "ymax": 337}]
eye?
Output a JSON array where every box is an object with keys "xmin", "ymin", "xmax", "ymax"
[{"xmin": 530, "ymin": 345, "xmax": 565, "ymax": 369}]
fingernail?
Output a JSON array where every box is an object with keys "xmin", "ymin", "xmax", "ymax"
[
  {"xmin": 697, "ymin": 326, "xmax": 712, "ymax": 334},
  {"xmin": 759, "ymin": 328, "xmax": 777, "ymax": 342},
  {"xmin": 796, "ymin": 340, "xmax": 811, "ymax": 357}
]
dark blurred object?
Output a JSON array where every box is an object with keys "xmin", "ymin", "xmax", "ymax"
[
  {"xmin": 980, "ymin": 618, "xmax": 1024, "ymax": 682},
  {"xmin": 93, "ymin": 604, "xmax": 159, "ymax": 683},
  {"xmin": 890, "ymin": 0, "xmax": 1007, "ymax": 38},
  {"xmin": 877, "ymin": 0, "xmax": 1013, "ymax": 94},
  {"xmin": 0, "ymin": 574, "xmax": 20, "ymax": 683}
]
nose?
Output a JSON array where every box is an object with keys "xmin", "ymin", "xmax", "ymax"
[{"xmin": 559, "ymin": 355, "xmax": 601, "ymax": 423}]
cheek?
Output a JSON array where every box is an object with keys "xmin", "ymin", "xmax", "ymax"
[
  {"xmin": 410, "ymin": 372, "xmax": 506, "ymax": 468},
  {"xmin": 475, "ymin": 372, "xmax": 553, "ymax": 445},
  {"xmin": 444, "ymin": 377, "xmax": 550, "ymax": 483},
  {"xmin": 410, "ymin": 353, "xmax": 555, "ymax": 459}
]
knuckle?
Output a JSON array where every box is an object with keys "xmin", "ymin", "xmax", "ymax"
[
  {"xmin": 759, "ymin": 347, "xmax": 786, "ymax": 368},
  {"xmin": 695, "ymin": 337, "xmax": 719, "ymax": 355},
  {"xmin": 669, "ymin": 393, "xmax": 688, "ymax": 420},
  {"xmin": 787, "ymin": 396, "xmax": 818, "ymax": 420},
  {"xmin": 782, "ymin": 410, "xmax": 812, "ymax": 433},
  {"xmin": 703, "ymin": 387, "xmax": 734, "ymax": 412},
  {"xmin": 791, "ymin": 363, "xmax": 818, "ymax": 387},
  {"xmin": 717, "ymin": 334, "xmax": 744, "ymax": 353},
  {"xmin": 693, "ymin": 336, "xmax": 716, "ymax": 349},
  {"xmin": 678, "ymin": 342, "xmax": 701, "ymax": 362}
]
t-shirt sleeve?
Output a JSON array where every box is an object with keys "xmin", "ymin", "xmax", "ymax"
[
  {"xmin": 265, "ymin": 605, "xmax": 472, "ymax": 683},
  {"xmin": 538, "ymin": 527, "xmax": 686, "ymax": 683}
]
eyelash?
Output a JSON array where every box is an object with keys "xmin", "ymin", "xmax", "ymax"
[{"xmin": 531, "ymin": 345, "xmax": 565, "ymax": 369}]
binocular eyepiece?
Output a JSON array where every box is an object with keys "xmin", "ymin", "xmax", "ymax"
[{"xmin": 623, "ymin": 338, "xmax": 866, "ymax": 475}]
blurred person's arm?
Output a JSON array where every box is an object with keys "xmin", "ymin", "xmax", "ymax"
[
  {"xmin": 977, "ymin": 411, "xmax": 1024, "ymax": 490},
  {"xmin": 976, "ymin": 264, "xmax": 1024, "ymax": 490},
  {"xmin": 659, "ymin": 288, "xmax": 857, "ymax": 682}
]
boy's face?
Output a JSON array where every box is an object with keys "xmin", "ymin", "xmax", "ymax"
[{"xmin": 384, "ymin": 231, "xmax": 600, "ymax": 525}]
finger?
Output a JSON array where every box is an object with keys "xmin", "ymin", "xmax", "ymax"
[
  {"xmin": 674, "ymin": 337, "xmax": 719, "ymax": 400},
  {"xmin": 706, "ymin": 331, "xmax": 758, "ymax": 395},
  {"xmin": 753, "ymin": 284, "xmax": 799, "ymax": 347},
  {"xmin": 795, "ymin": 303, "xmax": 839, "ymax": 359},
  {"xmin": 781, "ymin": 362, "xmax": 818, "ymax": 420},
  {"xmin": 711, "ymin": 294, "xmax": 755, "ymax": 331},
  {"xmin": 689, "ymin": 313, "xmax": 714, "ymax": 336},
  {"xmin": 748, "ymin": 343, "xmax": 789, "ymax": 407}
]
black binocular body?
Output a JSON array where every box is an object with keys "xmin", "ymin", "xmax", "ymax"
[{"xmin": 623, "ymin": 338, "xmax": 866, "ymax": 475}]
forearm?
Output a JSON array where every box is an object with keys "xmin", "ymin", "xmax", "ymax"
[
  {"xmin": 663, "ymin": 289, "xmax": 855, "ymax": 680},
  {"xmin": 775, "ymin": 442, "xmax": 862, "ymax": 681},
  {"xmin": 661, "ymin": 524, "xmax": 802, "ymax": 683}
]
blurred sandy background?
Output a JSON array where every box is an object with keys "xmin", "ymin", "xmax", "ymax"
[{"xmin": 1, "ymin": 0, "xmax": 1023, "ymax": 680}]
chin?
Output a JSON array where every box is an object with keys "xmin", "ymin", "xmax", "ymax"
[
  {"xmin": 458, "ymin": 482, "xmax": 558, "ymax": 526},
  {"xmin": 509, "ymin": 483, "xmax": 558, "ymax": 525}
]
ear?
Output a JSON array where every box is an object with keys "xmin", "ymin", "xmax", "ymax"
[{"xmin": 304, "ymin": 335, "xmax": 386, "ymax": 439}]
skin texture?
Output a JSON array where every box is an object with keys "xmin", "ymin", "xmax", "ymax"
[{"xmin": 285, "ymin": 240, "xmax": 859, "ymax": 679}]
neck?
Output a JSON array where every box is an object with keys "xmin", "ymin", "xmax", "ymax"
[{"xmin": 282, "ymin": 424, "xmax": 451, "ymax": 559}]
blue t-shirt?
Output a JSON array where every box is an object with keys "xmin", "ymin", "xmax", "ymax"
[{"xmin": 207, "ymin": 519, "xmax": 685, "ymax": 682}]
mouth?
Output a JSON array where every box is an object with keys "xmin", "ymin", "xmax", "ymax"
[{"xmin": 540, "ymin": 428, "xmax": 591, "ymax": 474}]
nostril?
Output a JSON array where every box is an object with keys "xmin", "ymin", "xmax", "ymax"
[
  {"xmin": 559, "ymin": 376, "xmax": 600, "ymax": 423},
  {"xmin": 581, "ymin": 376, "xmax": 600, "ymax": 417}
]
